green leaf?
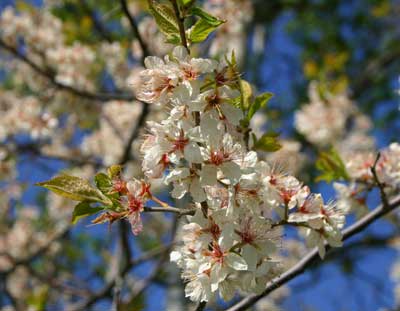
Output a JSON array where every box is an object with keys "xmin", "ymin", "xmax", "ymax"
[
  {"xmin": 316, "ymin": 148, "xmax": 350, "ymax": 183},
  {"xmin": 72, "ymin": 202, "xmax": 104, "ymax": 224},
  {"xmin": 95, "ymin": 172, "xmax": 112, "ymax": 193},
  {"xmin": 188, "ymin": 8, "xmax": 224, "ymax": 44},
  {"xmin": 190, "ymin": 6, "xmax": 224, "ymax": 26},
  {"xmin": 165, "ymin": 33, "xmax": 181, "ymax": 44},
  {"xmin": 36, "ymin": 175, "xmax": 112, "ymax": 205},
  {"xmin": 148, "ymin": 1, "xmax": 180, "ymax": 43},
  {"xmin": 179, "ymin": 0, "xmax": 196, "ymax": 8},
  {"xmin": 246, "ymin": 92, "xmax": 273, "ymax": 121},
  {"xmin": 254, "ymin": 132, "xmax": 282, "ymax": 152}
]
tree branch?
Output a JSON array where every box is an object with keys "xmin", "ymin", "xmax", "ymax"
[
  {"xmin": 68, "ymin": 240, "xmax": 175, "ymax": 310},
  {"xmin": 1, "ymin": 141, "xmax": 102, "ymax": 167},
  {"xmin": 0, "ymin": 225, "xmax": 70, "ymax": 277},
  {"xmin": 0, "ymin": 39, "xmax": 135, "ymax": 102},
  {"xmin": 143, "ymin": 205, "xmax": 195, "ymax": 216},
  {"xmin": 118, "ymin": 103, "xmax": 149, "ymax": 164},
  {"xmin": 195, "ymin": 301, "xmax": 207, "ymax": 311},
  {"xmin": 226, "ymin": 194, "xmax": 400, "ymax": 311},
  {"xmin": 169, "ymin": 0, "xmax": 190, "ymax": 53},
  {"xmin": 119, "ymin": 0, "xmax": 150, "ymax": 64},
  {"xmin": 370, "ymin": 152, "xmax": 389, "ymax": 208}
]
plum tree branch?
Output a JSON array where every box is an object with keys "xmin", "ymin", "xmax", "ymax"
[
  {"xmin": 143, "ymin": 205, "xmax": 195, "ymax": 216},
  {"xmin": 119, "ymin": 0, "xmax": 150, "ymax": 64},
  {"xmin": 170, "ymin": 0, "xmax": 190, "ymax": 53},
  {"xmin": 0, "ymin": 225, "xmax": 70, "ymax": 277},
  {"xmin": 0, "ymin": 38, "xmax": 135, "ymax": 102},
  {"xmin": 226, "ymin": 194, "xmax": 400, "ymax": 311},
  {"xmin": 68, "ymin": 240, "xmax": 175, "ymax": 311},
  {"xmin": 370, "ymin": 152, "xmax": 389, "ymax": 208}
]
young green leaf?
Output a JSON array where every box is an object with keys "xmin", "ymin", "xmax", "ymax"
[
  {"xmin": 148, "ymin": 1, "xmax": 180, "ymax": 43},
  {"xmin": 246, "ymin": 92, "xmax": 273, "ymax": 121},
  {"xmin": 316, "ymin": 148, "xmax": 350, "ymax": 183},
  {"xmin": 190, "ymin": 6, "xmax": 224, "ymax": 26},
  {"xmin": 179, "ymin": 0, "xmax": 195, "ymax": 9},
  {"xmin": 254, "ymin": 132, "xmax": 282, "ymax": 152},
  {"xmin": 188, "ymin": 8, "xmax": 224, "ymax": 44},
  {"xmin": 36, "ymin": 174, "xmax": 112, "ymax": 205},
  {"xmin": 95, "ymin": 172, "xmax": 112, "ymax": 193},
  {"xmin": 72, "ymin": 202, "xmax": 104, "ymax": 224}
]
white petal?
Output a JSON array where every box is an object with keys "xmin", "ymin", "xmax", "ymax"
[
  {"xmin": 184, "ymin": 142, "xmax": 203, "ymax": 164},
  {"xmin": 165, "ymin": 167, "xmax": 190, "ymax": 184},
  {"xmin": 144, "ymin": 56, "xmax": 164, "ymax": 68},
  {"xmin": 220, "ymin": 103, "xmax": 243, "ymax": 126},
  {"xmin": 172, "ymin": 46, "xmax": 188, "ymax": 61},
  {"xmin": 242, "ymin": 245, "xmax": 257, "ymax": 271},
  {"xmin": 225, "ymin": 253, "xmax": 248, "ymax": 271},
  {"xmin": 201, "ymin": 164, "xmax": 217, "ymax": 186},
  {"xmin": 171, "ymin": 182, "xmax": 189, "ymax": 199},
  {"xmin": 170, "ymin": 251, "xmax": 181, "ymax": 262},
  {"xmin": 219, "ymin": 280, "xmax": 235, "ymax": 301},
  {"xmin": 221, "ymin": 161, "xmax": 241, "ymax": 183},
  {"xmin": 190, "ymin": 177, "xmax": 206, "ymax": 202}
]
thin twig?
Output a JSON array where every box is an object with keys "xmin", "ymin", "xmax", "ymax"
[
  {"xmin": 169, "ymin": 0, "xmax": 190, "ymax": 53},
  {"xmin": 195, "ymin": 301, "xmax": 207, "ymax": 311},
  {"xmin": 124, "ymin": 215, "xmax": 180, "ymax": 303},
  {"xmin": 0, "ymin": 39, "xmax": 134, "ymax": 102},
  {"xmin": 370, "ymin": 152, "xmax": 389, "ymax": 208},
  {"xmin": 1, "ymin": 141, "xmax": 101, "ymax": 167},
  {"xmin": 225, "ymin": 194, "xmax": 400, "ymax": 311},
  {"xmin": 118, "ymin": 103, "xmax": 149, "ymax": 164},
  {"xmin": 0, "ymin": 225, "xmax": 70, "ymax": 277},
  {"xmin": 119, "ymin": 0, "xmax": 150, "ymax": 64},
  {"xmin": 143, "ymin": 205, "xmax": 195, "ymax": 216}
]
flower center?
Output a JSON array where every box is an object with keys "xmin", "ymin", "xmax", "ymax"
[{"xmin": 210, "ymin": 150, "xmax": 226, "ymax": 166}]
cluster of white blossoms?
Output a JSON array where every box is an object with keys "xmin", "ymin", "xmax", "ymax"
[
  {"xmin": 135, "ymin": 46, "xmax": 349, "ymax": 302},
  {"xmin": 0, "ymin": 6, "xmax": 62, "ymax": 49},
  {"xmin": 334, "ymin": 142, "xmax": 400, "ymax": 217},
  {"xmin": 295, "ymin": 82, "xmax": 400, "ymax": 217},
  {"xmin": 295, "ymin": 82, "xmax": 361, "ymax": 147},
  {"xmin": 0, "ymin": 91, "xmax": 58, "ymax": 141},
  {"xmin": 45, "ymin": 43, "xmax": 96, "ymax": 90},
  {"xmin": 0, "ymin": 7, "xmax": 97, "ymax": 91}
]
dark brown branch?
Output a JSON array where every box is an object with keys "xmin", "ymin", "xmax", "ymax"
[
  {"xmin": 1, "ymin": 226, "xmax": 70, "ymax": 277},
  {"xmin": 118, "ymin": 103, "xmax": 149, "ymax": 165},
  {"xmin": 2, "ymin": 141, "xmax": 101, "ymax": 167},
  {"xmin": 370, "ymin": 152, "xmax": 389, "ymax": 208},
  {"xmin": 0, "ymin": 39, "xmax": 135, "ymax": 102},
  {"xmin": 123, "ymin": 215, "xmax": 179, "ymax": 303},
  {"xmin": 119, "ymin": 0, "xmax": 150, "ymax": 64},
  {"xmin": 352, "ymin": 45, "xmax": 400, "ymax": 98},
  {"xmin": 226, "ymin": 194, "xmax": 400, "ymax": 311},
  {"xmin": 195, "ymin": 301, "xmax": 207, "ymax": 311},
  {"xmin": 169, "ymin": 0, "xmax": 190, "ymax": 53},
  {"xmin": 68, "ymin": 240, "xmax": 174, "ymax": 311}
]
